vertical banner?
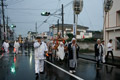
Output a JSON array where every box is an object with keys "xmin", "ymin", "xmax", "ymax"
[{"xmin": 73, "ymin": 23, "xmax": 76, "ymax": 36}]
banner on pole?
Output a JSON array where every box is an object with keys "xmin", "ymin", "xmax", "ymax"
[{"xmin": 73, "ymin": 24, "xmax": 76, "ymax": 36}]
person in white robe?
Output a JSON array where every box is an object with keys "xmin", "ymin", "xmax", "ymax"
[
  {"xmin": 14, "ymin": 40, "xmax": 20, "ymax": 54},
  {"xmin": 2, "ymin": 40, "xmax": 9, "ymax": 53},
  {"xmin": 56, "ymin": 42, "xmax": 65, "ymax": 60},
  {"xmin": 99, "ymin": 40, "xmax": 106, "ymax": 63},
  {"xmin": 34, "ymin": 37, "xmax": 48, "ymax": 78}
]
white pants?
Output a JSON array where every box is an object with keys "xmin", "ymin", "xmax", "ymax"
[
  {"xmin": 35, "ymin": 59, "xmax": 44, "ymax": 73},
  {"xmin": 5, "ymin": 48, "xmax": 9, "ymax": 53},
  {"xmin": 15, "ymin": 48, "xmax": 19, "ymax": 54},
  {"xmin": 102, "ymin": 55, "xmax": 106, "ymax": 63}
]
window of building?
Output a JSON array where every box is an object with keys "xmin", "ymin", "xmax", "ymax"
[
  {"xmin": 116, "ymin": 37, "xmax": 120, "ymax": 50},
  {"xmin": 84, "ymin": 33, "xmax": 89, "ymax": 36},
  {"xmin": 116, "ymin": 10, "xmax": 120, "ymax": 26},
  {"xmin": 77, "ymin": 31, "xmax": 80, "ymax": 35}
]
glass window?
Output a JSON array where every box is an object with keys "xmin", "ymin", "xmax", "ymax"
[
  {"xmin": 77, "ymin": 31, "xmax": 80, "ymax": 35},
  {"xmin": 116, "ymin": 10, "xmax": 120, "ymax": 26},
  {"xmin": 116, "ymin": 37, "xmax": 120, "ymax": 50}
]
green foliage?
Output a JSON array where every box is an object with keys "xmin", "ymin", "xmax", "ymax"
[{"xmin": 66, "ymin": 33, "xmax": 74, "ymax": 42}]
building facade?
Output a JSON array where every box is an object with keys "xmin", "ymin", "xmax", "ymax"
[
  {"xmin": 27, "ymin": 31, "xmax": 37, "ymax": 42},
  {"xmin": 49, "ymin": 24, "xmax": 92, "ymax": 39},
  {"xmin": 105, "ymin": 0, "xmax": 120, "ymax": 56}
]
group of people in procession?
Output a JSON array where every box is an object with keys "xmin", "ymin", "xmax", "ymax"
[
  {"xmin": 33, "ymin": 32, "xmax": 80, "ymax": 79},
  {"xmin": 2, "ymin": 40, "xmax": 20, "ymax": 54},
  {"xmin": 1, "ymin": 32, "xmax": 115, "ymax": 79},
  {"xmin": 94, "ymin": 39, "xmax": 114, "ymax": 69}
]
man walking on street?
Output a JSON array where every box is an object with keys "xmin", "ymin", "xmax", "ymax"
[
  {"xmin": 2, "ymin": 40, "xmax": 9, "ymax": 53},
  {"xmin": 106, "ymin": 39, "xmax": 114, "ymax": 62},
  {"xmin": 14, "ymin": 40, "xmax": 20, "ymax": 54},
  {"xmin": 94, "ymin": 39, "xmax": 101, "ymax": 69},
  {"xmin": 34, "ymin": 37, "xmax": 48, "ymax": 78},
  {"xmin": 99, "ymin": 40, "xmax": 106, "ymax": 63},
  {"xmin": 68, "ymin": 38, "xmax": 80, "ymax": 73}
]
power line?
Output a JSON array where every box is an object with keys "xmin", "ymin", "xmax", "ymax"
[
  {"xmin": 6, "ymin": 8, "xmax": 57, "ymax": 11},
  {"xmin": 7, "ymin": 0, "xmax": 25, "ymax": 6},
  {"xmin": 84, "ymin": 6, "xmax": 94, "ymax": 30},
  {"xmin": 37, "ymin": 1, "xmax": 73, "ymax": 29}
]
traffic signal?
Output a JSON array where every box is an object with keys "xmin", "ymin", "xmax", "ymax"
[
  {"xmin": 41, "ymin": 12, "xmax": 50, "ymax": 16},
  {"xmin": 11, "ymin": 24, "xmax": 16, "ymax": 28}
]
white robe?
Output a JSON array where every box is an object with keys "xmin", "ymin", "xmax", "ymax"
[
  {"xmin": 57, "ymin": 46, "xmax": 65, "ymax": 60},
  {"xmin": 99, "ymin": 44, "xmax": 106, "ymax": 63},
  {"xmin": 2, "ymin": 42, "xmax": 9, "ymax": 52},
  {"xmin": 34, "ymin": 41, "xmax": 48, "ymax": 60},
  {"xmin": 34, "ymin": 41, "xmax": 48, "ymax": 73},
  {"xmin": 14, "ymin": 42, "xmax": 20, "ymax": 54}
]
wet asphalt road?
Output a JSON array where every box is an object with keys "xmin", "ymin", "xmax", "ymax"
[{"xmin": 0, "ymin": 49, "xmax": 120, "ymax": 80}]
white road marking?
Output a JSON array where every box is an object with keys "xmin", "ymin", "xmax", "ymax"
[
  {"xmin": 0, "ymin": 54, "xmax": 3, "ymax": 59},
  {"xmin": 45, "ymin": 60, "xmax": 84, "ymax": 80}
]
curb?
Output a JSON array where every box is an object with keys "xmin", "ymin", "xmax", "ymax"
[{"xmin": 78, "ymin": 56, "xmax": 120, "ymax": 68}]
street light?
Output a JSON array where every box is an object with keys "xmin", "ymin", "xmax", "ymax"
[
  {"xmin": 73, "ymin": 0, "xmax": 83, "ymax": 14},
  {"xmin": 104, "ymin": 0, "xmax": 113, "ymax": 12},
  {"xmin": 103, "ymin": 0, "xmax": 113, "ymax": 54},
  {"xmin": 73, "ymin": 0, "xmax": 83, "ymax": 38}
]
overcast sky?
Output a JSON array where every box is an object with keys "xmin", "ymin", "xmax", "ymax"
[{"xmin": 5, "ymin": 0, "xmax": 104, "ymax": 37}]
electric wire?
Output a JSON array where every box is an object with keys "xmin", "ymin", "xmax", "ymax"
[{"xmin": 37, "ymin": 0, "xmax": 73, "ymax": 29}]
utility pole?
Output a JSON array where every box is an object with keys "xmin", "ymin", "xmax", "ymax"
[
  {"xmin": 61, "ymin": 4, "xmax": 64, "ymax": 38},
  {"xmin": 73, "ymin": 0, "xmax": 83, "ymax": 39},
  {"xmin": 35, "ymin": 22, "xmax": 37, "ymax": 33},
  {"xmin": 6, "ymin": 16, "xmax": 9, "ymax": 40},
  {"xmin": 104, "ymin": 0, "xmax": 113, "ymax": 54},
  {"xmin": 57, "ymin": 19, "xmax": 59, "ymax": 34},
  {"xmin": 1, "ymin": 0, "xmax": 6, "ymax": 40},
  {"xmin": 35, "ymin": 22, "xmax": 37, "ymax": 37}
]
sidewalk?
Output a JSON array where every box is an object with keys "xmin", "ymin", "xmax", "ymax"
[{"xmin": 79, "ymin": 53, "xmax": 120, "ymax": 67}]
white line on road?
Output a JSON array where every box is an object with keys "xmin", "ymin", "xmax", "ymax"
[
  {"xmin": 45, "ymin": 60, "xmax": 84, "ymax": 80},
  {"xmin": 0, "ymin": 55, "xmax": 3, "ymax": 59}
]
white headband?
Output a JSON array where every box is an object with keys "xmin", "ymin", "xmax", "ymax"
[{"xmin": 72, "ymin": 38, "xmax": 76, "ymax": 41}]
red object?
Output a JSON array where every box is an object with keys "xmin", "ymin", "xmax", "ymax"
[
  {"xmin": 2, "ymin": 47, "xmax": 4, "ymax": 50},
  {"xmin": 83, "ymin": 35, "xmax": 85, "ymax": 39},
  {"xmin": 46, "ymin": 53, "xmax": 49, "ymax": 57},
  {"xmin": 63, "ymin": 40, "xmax": 65, "ymax": 44},
  {"xmin": 56, "ymin": 40, "xmax": 59, "ymax": 44},
  {"xmin": 14, "ymin": 48, "xmax": 16, "ymax": 53},
  {"xmin": 14, "ymin": 56, "xmax": 16, "ymax": 63}
]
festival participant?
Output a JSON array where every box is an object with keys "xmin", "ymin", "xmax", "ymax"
[
  {"xmin": 56, "ymin": 42, "xmax": 65, "ymax": 60},
  {"xmin": 68, "ymin": 38, "xmax": 80, "ymax": 73},
  {"xmin": 34, "ymin": 37, "xmax": 48, "ymax": 78}
]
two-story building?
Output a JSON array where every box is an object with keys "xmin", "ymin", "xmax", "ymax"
[
  {"xmin": 105, "ymin": 0, "xmax": 120, "ymax": 56},
  {"xmin": 49, "ymin": 24, "xmax": 92, "ymax": 39}
]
